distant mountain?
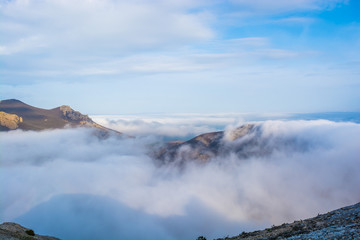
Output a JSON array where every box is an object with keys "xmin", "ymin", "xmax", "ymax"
[
  {"xmin": 0, "ymin": 99, "xmax": 120, "ymax": 135},
  {"xmin": 214, "ymin": 201, "xmax": 360, "ymax": 240},
  {"xmin": 155, "ymin": 123, "xmax": 314, "ymax": 165},
  {"xmin": 0, "ymin": 222, "xmax": 59, "ymax": 240},
  {"xmin": 155, "ymin": 123, "xmax": 263, "ymax": 164}
]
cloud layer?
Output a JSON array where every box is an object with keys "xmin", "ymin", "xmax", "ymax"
[
  {"xmin": 0, "ymin": 0, "xmax": 213, "ymax": 55},
  {"xmin": 1, "ymin": 119, "xmax": 360, "ymax": 239}
]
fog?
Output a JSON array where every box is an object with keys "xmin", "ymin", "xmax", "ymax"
[
  {"xmin": 1, "ymin": 120, "xmax": 360, "ymax": 240},
  {"xmin": 91, "ymin": 112, "xmax": 360, "ymax": 138},
  {"xmin": 91, "ymin": 113, "xmax": 243, "ymax": 139}
]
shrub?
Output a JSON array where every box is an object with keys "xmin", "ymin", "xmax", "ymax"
[{"xmin": 25, "ymin": 229, "xmax": 35, "ymax": 236}]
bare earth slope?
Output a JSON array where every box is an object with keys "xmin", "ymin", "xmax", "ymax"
[
  {"xmin": 0, "ymin": 99, "xmax": 119, "ymax": 135},
  {"xmin": 216, "ymin": 202, "xmax": 360, "ymax": 240},
  {"xmin": 0, "ymin": 222, "xmax": 59, "ymax": 240}
]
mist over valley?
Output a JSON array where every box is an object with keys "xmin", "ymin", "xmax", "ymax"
[{"xmin": 1, "ymin": 102, "xmax": 359, "ymax": 239}]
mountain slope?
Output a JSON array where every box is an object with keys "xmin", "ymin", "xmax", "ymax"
[
  {"xmin": 0, "ymin": 99, "xmax": 119, "ymax": 134},
  {"xmin": 215, "ymin": 202, "xmax": 360, "ymax": 240}
]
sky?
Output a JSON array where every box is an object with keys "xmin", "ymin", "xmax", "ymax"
[{"xmin": 1, "ymin": 0, "xmax": 360, "ymax": 114}]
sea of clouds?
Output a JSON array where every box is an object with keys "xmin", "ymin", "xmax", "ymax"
[{"xmin": 1, "ymin": 117, "xmax": 360, "ymax": 240}]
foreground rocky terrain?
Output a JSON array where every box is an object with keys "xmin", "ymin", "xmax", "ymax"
[
  {"xmin": 215, "ymin": 202, "xmax": 360, "ymax": 240},
  {"xmin": 0, "ymin": 99, "xmax": 119, "ymax": 136},
  {"xmin": 0, "ymin": 222, "xmax": 59, "ymax": 240},
  {"xmin": 2, "ymin": 202, "xmax": 358, "ymax": 240}
]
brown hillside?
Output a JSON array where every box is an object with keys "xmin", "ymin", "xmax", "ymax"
[{"xmin": 0, "ymin": 99, "xmax": 119, "ymax": 135}]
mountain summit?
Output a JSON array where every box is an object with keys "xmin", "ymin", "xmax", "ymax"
[{"xmin": 0, "ymin": 99, "xmax": 118, "ymax": 134}]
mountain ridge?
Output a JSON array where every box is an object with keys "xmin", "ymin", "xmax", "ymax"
[{"xmin": 0, "ymin": 99, "xmax": 120, "ymax": 135}]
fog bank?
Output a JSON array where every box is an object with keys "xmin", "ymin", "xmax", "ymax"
[{"xmin": 1, "ymin": 120, "xmax": 360, "ymax": 239}]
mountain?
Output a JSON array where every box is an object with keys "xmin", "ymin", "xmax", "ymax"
[
  {"xmin": 155, "ymin": 123, "xmax": 297, "ymax": 165},
  {"xmin": 155, "ymin": 124, "xmax": 255, "ymax": 164},
  {"xmin": 213, "ymin": 201, "xmax": 360, "ymax": 240},
  {"xmin": 0, "ymin": 99, "xmax": 119, "ymax": 135},
  {"xmin": 155, "ymin": 122, "xmax": 318, "ymax": 166},
  {"xmin": 0, "ymin": 222, "xmax": 59, "ymax": 240}
]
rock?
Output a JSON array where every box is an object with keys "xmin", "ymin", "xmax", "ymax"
[
  {"xmin": 0, "ymin": 112, "xmax": 22, "ymax": 130},
  {"xmin": 215, "ymin": 202, "xmax": 360, "ymax": 240},
  {"xmin": 59, "ymin": 105, "xmax": 94, "ymax": 124},
  {"xmin": 0, "ymin": 222, "xmax": 60, "ymax": 240}
]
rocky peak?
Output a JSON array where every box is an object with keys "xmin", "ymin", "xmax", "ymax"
[
  {"xmin": 59, "ymin": 105, "xmax": 93, "ymax": 123},
  {"xmin": 224, "ymin": 123, "xmax": 256, "ymax": 141},
  {"xmin": 59, "ymin": 105, "xmax": 72, "ymax": 113}
]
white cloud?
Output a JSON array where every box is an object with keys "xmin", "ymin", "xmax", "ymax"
[
  {"xmin": 227, "ymin": 37, "xmax": 270, "ymax": 47},
  {"xmin": 272, "ymin": 16, "xmax": 316, "ymax": 24},
  {"xmin": 0, "ymin": 35, "xmax": 45, "ymax": 55},
  {"xmin": 90, "ymin": 113, "xmax": 302, "ymax": 138},
  {"xmin": 0, "ymin": 0, "xmax": 358, "ymax": 114},
  {"xmin": 91, "ymin": 114, "xmax": 236, "ymax": 138},
  {"xmin": 253, "ymin": 48, "xmax": 299, "ymax": 59},
  {"xmin": 0, "ymin": 0, "xmax": 214, "ymax": 55}
]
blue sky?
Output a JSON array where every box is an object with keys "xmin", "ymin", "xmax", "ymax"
[{"xmin": 0, "ymin": 0, "xmax": 359, "ymax": 114}]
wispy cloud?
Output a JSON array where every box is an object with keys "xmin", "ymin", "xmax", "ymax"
[
  {"xmin": 0, "ymin": 0, "xmax": 214, "ymax": 55},
  {"xmin": 271, "ymin": 16, "xmax": 317, "ymax": 24},
  {"xmin": 0, "ymin": 35, "xmax": 45, "ymax": 55},
  {"xmin": 229, "ymin": 0, "xmax": 347, "ymax": 13}
]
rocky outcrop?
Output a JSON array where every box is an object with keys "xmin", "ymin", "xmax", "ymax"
[
  {"xmin": 215, "ymin": 202, "xmax": 360, "ymax": 240},
  {"xmin": 0, "ymin": 112, "xmax": 23, "ymax": 130},
  {"xmin": 0, "ymin": 222, "xmax": 59, "ymax": 240},
  {"xmin": 59, "ymin": 105, "xmax": 94, "ymax": 124}
]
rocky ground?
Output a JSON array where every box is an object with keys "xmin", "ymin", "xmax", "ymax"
[
  {"xmin": 1, "ymin": 203, "xmax": 359, "ymax": 240},
  {"xmin": 216, "ymin": 202, "xmax": 360, "ymax": 240},
  {"xmin": 0, "ymin": 222, "xmax": 59, "ymax": 240}
]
